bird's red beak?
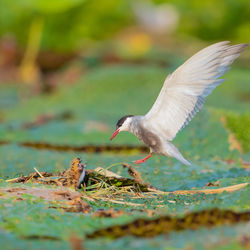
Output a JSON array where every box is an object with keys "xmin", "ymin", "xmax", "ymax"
[{"xmin": 110, "ymin": 129, "xmax": 120, "ymax": 140}]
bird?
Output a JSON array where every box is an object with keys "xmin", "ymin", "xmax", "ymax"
[{"xmin": 110, "ymin": 41, "xmax": 248, "ymax": 165}]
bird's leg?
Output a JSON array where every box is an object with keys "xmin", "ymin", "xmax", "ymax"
[{"xmin": 133, "ymin": 153, "xmax": 152, "ymax": 164}]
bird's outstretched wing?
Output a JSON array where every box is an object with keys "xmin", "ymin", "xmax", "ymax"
[{"xmin": 143, "ymin": 41, "xmax": 248, "ymax": 141}]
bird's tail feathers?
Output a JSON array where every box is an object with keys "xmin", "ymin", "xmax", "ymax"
[
  {"xmin": 165, "ymin": 142, "xmax": 191, "ymax": 166},
  {"xmin": 178, "ymin": 156, "xmax": 191, "ymax": 166}
]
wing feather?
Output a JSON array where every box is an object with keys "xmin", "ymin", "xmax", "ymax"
[{"xmin": 144, "ymin": 42, "xmax": 248, "ymax": 140}]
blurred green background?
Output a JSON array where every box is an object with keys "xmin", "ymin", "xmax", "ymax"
[
  {"xmin": 0, "ymin": 1, "xmax": 249, "ymax": 249},
  {"xmin": 1, "ymin": 0, "xmax": 250, "ymax": 52},
  {"xmin": 0, "ymin": 0, "xmax": 249, "ymax": 84}
]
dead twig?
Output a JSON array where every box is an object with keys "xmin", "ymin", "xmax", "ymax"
[
  {"xmin": 34, "ymin": 167, "xmax": 44, "ymax": 178},
  {"xmin": 147, "ymin": 182, "xmax": 249, "ymax": 195},
  {"xmin": 122, "ymin": 163, "xmax": 143, "ymax": 185},
  {"xmin": 98, "ymin": 198, "xmax": 144, "ymax": 207}
]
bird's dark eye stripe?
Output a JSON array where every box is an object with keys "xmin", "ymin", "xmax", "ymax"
[{"xmin": 116, "ymin": 115, "xmax": 134, "ymax": 128}]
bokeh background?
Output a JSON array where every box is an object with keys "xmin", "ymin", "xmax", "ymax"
[
  {"xmin": 1, "ymin": 0, "xmax": 249, "ymax": 86},
  {"xmin": 0, "ymin": 1, "xmax": 250, "ymax": 249}
]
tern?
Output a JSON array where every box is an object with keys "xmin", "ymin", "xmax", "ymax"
[{"xmin": 110, "ymin": 41, "xmax": 248, "ymax": 164}]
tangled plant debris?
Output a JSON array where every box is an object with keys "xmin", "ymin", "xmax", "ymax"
[
  {"xmin": 5, "ymin": 157, "xmax": 249, "ymax": 199},
  {"xmin": 6, "ymin": 158, "xmax": 87, "ymax": 189},
  {"xmin": 3, "ymin": 157, "xmax": 249, "ymax": 215},
  {"xmin": 6, "ymin": 158, "xmax": 151, "ymax": 192}
]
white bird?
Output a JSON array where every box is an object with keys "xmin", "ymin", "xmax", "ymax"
[{"xmin": 110, "ymin": 41, "xmax": 248, "ymax": 164}]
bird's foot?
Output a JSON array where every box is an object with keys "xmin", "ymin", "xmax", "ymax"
[
  {"xmin": 133, "ymin": 159, "xmax": 147, "ymax": 164},
  {"xmin": 133, "ymin": 153, "xmax": 152, "ymax": 164}
]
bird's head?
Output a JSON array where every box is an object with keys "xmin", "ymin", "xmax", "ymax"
[{"xmin": 110, "ymin": 115, "xmax": 134, "ymax": 140}]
